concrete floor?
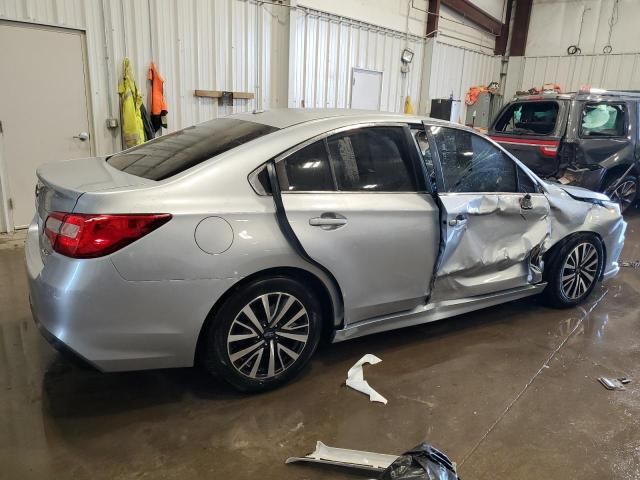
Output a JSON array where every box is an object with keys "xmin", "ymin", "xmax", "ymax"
[{"xmin": 1, "ymin": 212, "xmax": 639, "ymax": 480}]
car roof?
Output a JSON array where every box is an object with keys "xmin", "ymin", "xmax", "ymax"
[{"xmin": 229, "ymin": 108, "xmax": 448, "ymax": 129}]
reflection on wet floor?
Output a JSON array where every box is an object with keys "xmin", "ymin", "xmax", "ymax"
[{"xmin": 1, "ymin": 211, "xmax": 639, "ymax": 480}]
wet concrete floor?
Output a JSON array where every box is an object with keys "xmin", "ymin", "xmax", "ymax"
[{"xmin": 1, "ymin": 212, "xmax": 640, "ymax": 480}]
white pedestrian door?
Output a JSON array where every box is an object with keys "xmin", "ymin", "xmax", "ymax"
[
  {"xmin": 350, "ymin": 68, "xmax": 382, "ymax": 110},
  {"xmin": 0, "ymin": 22, "xmax": 92, "ymax": 229}
]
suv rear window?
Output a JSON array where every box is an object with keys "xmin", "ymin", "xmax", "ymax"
[
  {"xmin": 580, "ymin": 103, "xmax": 626, "ymax": 137},
  {"xmin": 107, "ymin": 118, "xmax": 278, "ymax": 180},
  {"xmin": 494, "ymin": 101, "xmax": 559, "ymax": 136}
]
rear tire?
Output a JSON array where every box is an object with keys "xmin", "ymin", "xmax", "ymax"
[
  {"xmin": 543, "ymin": 233, "xmax": 604, "ymax": 308},
  {"xmin": 201, "ymin": 276, "xmax": 323, "ymax": 392},
  {"xmin": 603, "ymin": 173, "xmax": 637, "ymax": 213}
]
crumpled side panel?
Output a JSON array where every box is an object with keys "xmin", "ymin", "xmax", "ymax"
[
  {"xmin": 542, "ymin": 182, "xmax": 626, "ymax": 279},
  {"xmin": 433, "ymin": 194, "xmax": 551, "ymax": 301}
]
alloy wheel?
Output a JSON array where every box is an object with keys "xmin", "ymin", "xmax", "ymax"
[
  {"xmin": 561, "ymin": 242, "xmax": 599, "ymax": 300},
  {"xmin": 226, "ymin": 292, "xmax": 310, "ymax": 379},
  {"xmin": 610, "ymin": 179, "xmax": 637, "ymax": 212}
]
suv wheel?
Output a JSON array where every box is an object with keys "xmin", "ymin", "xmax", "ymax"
[
  {"xmin": 604, "ymin": 173, "xmax": 637, "ymax": 213},
  {"xmin": 543, "ymin": 233, "xmax": 604, "ymax": 308},
  {"xmin": 201, "ymin": 276, "xmax": 323, "ymax": 392}
]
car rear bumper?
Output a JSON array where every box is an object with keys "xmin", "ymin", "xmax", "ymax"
[{"xmin": 25, "ymin": 220, "xmax": 236, "ymax": 372}]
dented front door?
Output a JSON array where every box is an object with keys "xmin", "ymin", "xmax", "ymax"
[{"xmin": 426, "ymin": 124, "xmax": 551, "ymax": 301}]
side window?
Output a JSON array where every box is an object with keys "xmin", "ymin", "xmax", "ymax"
[
  {"xmin": 517, "ymin": 167, "xmax": 538, "ymax": 193},
  {"xmin": 277, "ymin": 140, "xmax": 335, "ymax": 191},
  {"xmin": 580, "ymin": 103, "xmax": 626, "ymax": 137},
  {"xmin": 494, "ymin": 101, "xmax": 559, "ymax": 136},
  {"xmin": 327, "ymin": 127, "xmax": 421, "ymax": 192},
  {"xmin": 431, "ymin": 127, "xmax": 517, "ymax": 193},
  {"xmin": 411, "ymin": 128, "xmax": 434, "ymax": 171}
]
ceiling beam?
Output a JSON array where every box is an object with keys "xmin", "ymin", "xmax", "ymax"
[
  {"xmin": 441, "ymin": 0, "xmax": 502, "ymax": 35},
  {"xmin": 426, "ymin": 0, "xmax": 441, "ymax": 37},
  {"xmin": 510, "ymin": 0, "xmax": 533, "ymax": 56}
]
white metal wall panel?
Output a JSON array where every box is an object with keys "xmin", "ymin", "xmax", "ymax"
[
  {"xmin": 289, "ymin": 7, "xmax": 425, "ymax": 113},
  {"xmin": 504, "ymin": 54, "xmax": 640, "ymax": 100},
  {"xmin": 428, "ymin": 41, "xmax": 501, "ymax": 121},
  {"xmin": 0, "ymin": 0, "xmax": 288, "ymax": 157}
]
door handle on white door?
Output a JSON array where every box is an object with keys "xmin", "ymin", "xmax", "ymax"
[
  {"xmin": 309, "ymin": 213, "xmax": 347, "ymax": 230},
  {"xmin": 73, "ymin": 131, "xmax": 89, "ymax": 141}
]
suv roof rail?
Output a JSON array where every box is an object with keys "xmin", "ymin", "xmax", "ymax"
[{"xmin": 578, "ymin": 87, "xmax": 640, "ymax": 98}]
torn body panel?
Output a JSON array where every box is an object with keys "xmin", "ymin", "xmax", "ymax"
[
  {"xmin": 432, "ymin": 193, "xmax": 551, "ymax": 301},
  {"xmin": 542, "ymin": 181, "xmax": 626, "ymax": 279}
]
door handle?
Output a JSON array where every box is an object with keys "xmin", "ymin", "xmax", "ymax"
[
  {"xmin": 73, "ymin": 131, "xmax": 89, "ymax": 141},
  {"xmin": 448, "ymin": 214, "xmax": 467, "ymax": 227},
  {"xmin": 309, "ymin": 213, "xmax": 347, "ymax": 230}
]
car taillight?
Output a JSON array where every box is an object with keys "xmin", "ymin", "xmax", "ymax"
[
  {"xmin": 539, "ymin": 144, "xmax": 559, "ymax": 157},
  {"xmin": 44, "ymin": 212, "xmax": 171, "ymax": 258}
]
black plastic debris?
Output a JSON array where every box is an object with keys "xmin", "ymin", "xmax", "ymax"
[{"xmin": 379, "ymin": 443, "xmax": 460, "ymax": 480}]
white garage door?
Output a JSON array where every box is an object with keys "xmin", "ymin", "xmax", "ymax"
[{"xmin": 0, "ymin": 21, "xmax": 92, "ymax": 230}]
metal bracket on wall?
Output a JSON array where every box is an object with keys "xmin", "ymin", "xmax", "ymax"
[{"xmin": 194, "ymin": 90, "xmax": 255, "ymax": 107}]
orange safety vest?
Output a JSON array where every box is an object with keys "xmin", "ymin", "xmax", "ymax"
[{"xmin": 148, "ymin": 63, "xmax": 168, "ymax": 130}]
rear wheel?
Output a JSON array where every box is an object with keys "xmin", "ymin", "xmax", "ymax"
[
  {"xmin": 201, "ymin": 276, "xmax": 323, "ymax": 392},
  {"xmin": 543, "ymin": 233, "xmax": 604, "ymax": 308},
  {"xmin": 604, "ymin": 173, "xmax": 637, "ymax": 213}
]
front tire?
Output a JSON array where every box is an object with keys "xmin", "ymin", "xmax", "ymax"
[
  {"xmin": 604, "ymin": 173, "xmax": 637, "ymax": 213},
  {"xmin": 201, "ymin": 276, "xmax": 323, "ymax": 392},
  {"xmin": 543, "ymin": 233, "xmax": 604, "ymax": 308}
]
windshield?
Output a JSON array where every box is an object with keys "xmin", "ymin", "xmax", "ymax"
[
  {"xmin": 494, "ymin": 101, "xmax": 560, "ymax": 136},
  {"xmin": 107, "ymin": 118, "xmax": 278, "ymax": 180}
]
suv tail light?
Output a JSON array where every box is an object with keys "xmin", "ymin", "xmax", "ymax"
[
  {"xmin": 44, "ymin": 212, "xmax": 171, "ymax": 258},
  {"xmin": 538, "ymin": 142, "xmax": 559, "ymax": 158}
]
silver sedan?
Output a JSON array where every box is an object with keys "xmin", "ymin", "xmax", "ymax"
[{"xmin": 26, "ymin": 109, "xmax": 626, "ymax": 391}]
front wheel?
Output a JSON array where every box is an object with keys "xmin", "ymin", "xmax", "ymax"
[
  {"xmin": 543, "ymin": 234, "xmax": 604, "ymax": 308},
  {"xmin": 201, "ymin": 276, "xmax": 323, "ymax": 392},
  {"xmin": 604, "ymin": 173, "xmax": 637, "ymax": 213}
]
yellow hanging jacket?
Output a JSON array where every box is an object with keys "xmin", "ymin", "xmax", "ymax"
[{"xmin": 118, "ymin": 58, "xmax": 145, "ymax": 148}]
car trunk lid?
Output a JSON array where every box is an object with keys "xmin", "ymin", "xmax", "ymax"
[{"xmin": 35, "ymin": 157, "xmax": 153, "ymax": 260}]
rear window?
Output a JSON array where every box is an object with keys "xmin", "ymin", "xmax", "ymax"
[
  {"xmin": 107, "ymin": 118, "xmax": 278, "ymax": 180},
  {"xmin": 494, "ymin": 101, "xmax": 559, "ymax": 136},
  {"xmin": 580, "ymin": 103, "xmax": 626, "ymax": 137}
]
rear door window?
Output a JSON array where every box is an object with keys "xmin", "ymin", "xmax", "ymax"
[
  {"xmin": 107, "ymin": 118, "xmax": 278, "ymax": 180},
  {"xmin": 432, "ymin": 127, "xmax": 517, "ymax": 193},
  {"xmin": 277, "ymin": 140, "xmax": 335, "ymax": 191},
  {"xmin": 580, "ymin": 103, "xmax": 626, "ymax": 137},
  {"xmin": 494, "ymin": 101, "xmax": 559, "ymax": 136},
  {"xmin": 327, "ymin": 126, "xmax": 422, "ymax": 192}
]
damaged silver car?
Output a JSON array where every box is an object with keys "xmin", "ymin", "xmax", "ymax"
[{"xmin": 26, "ymin": 109, "xmax": 626, "ymax": 392}]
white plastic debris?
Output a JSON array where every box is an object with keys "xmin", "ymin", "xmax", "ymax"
[
  {"xmin": 285, "ymin": 440, "xmax": 397, "ymax": 471},
  {"xmin": 345, "ymin": 354, "xmax": 387, "ymax": 404}
]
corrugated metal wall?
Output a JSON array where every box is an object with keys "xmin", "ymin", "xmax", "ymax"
[
  {"xmin": 504, "ymin": 54, "xmax": 640, "ymax": 100},
  {"xmin": 427, "ymin": 41, "xmax": 502, "ymax": 121},
  {"xmin": 288, "ymin": 6, "xmax": 425, "ymax": 113},
  {"xmin": 0, "ymin": 0, "xmax": 289, "ymax": 156}
]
